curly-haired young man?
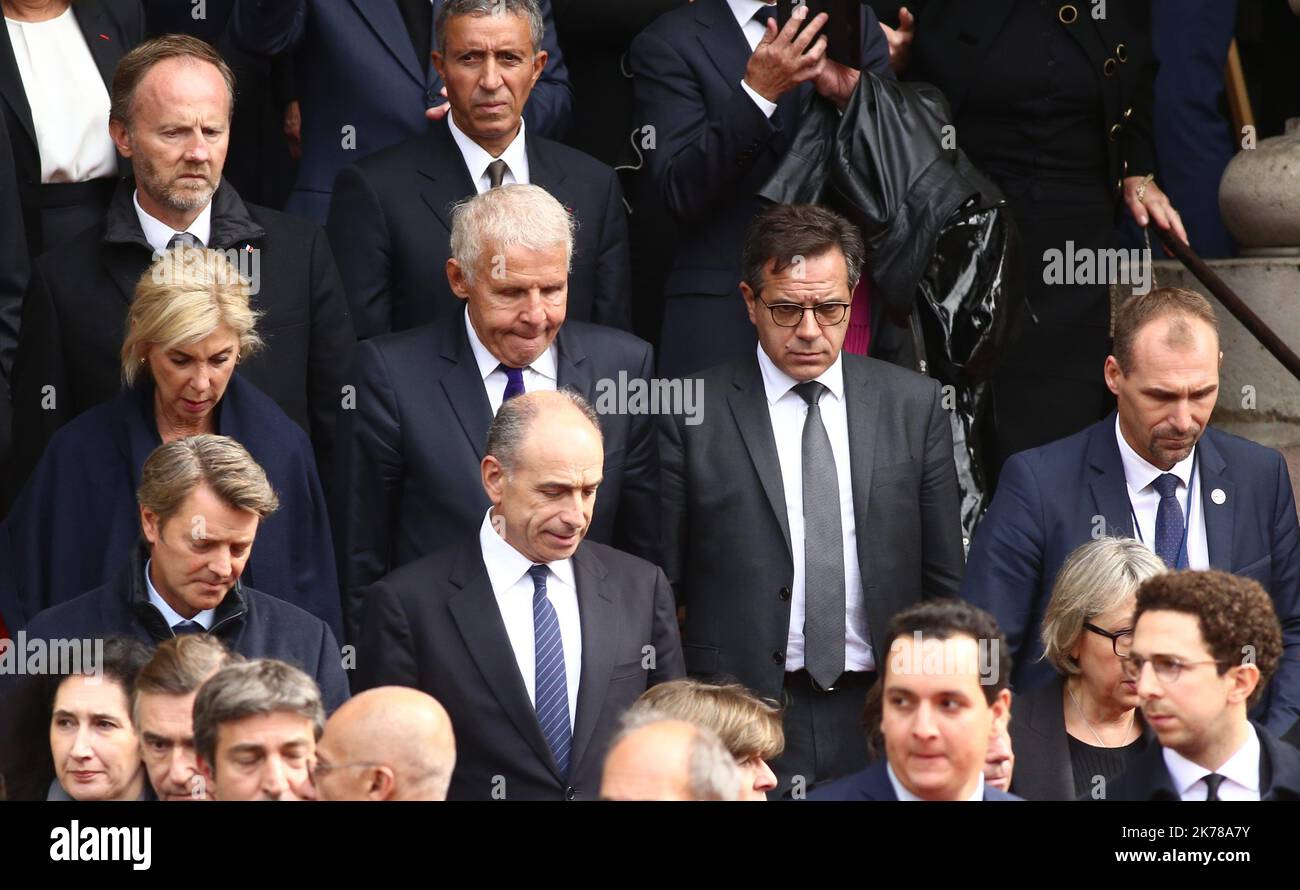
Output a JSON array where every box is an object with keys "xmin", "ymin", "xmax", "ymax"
[{"xmin": 1108, "ymin": 570, "xmax": 1300, "ymax": 800}]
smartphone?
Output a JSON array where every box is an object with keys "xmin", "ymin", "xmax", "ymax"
[{"xmin": 775, "ymin": 0, "xmax": 865, "ymax": 69}]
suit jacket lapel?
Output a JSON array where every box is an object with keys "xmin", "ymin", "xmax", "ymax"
[
  {"xmin": 436, "ymin": 317, "xmax": 493, "ymax": 459},
  {"xmin": 1197, "ymin": 432, "xmax": 1235, "ymax": 570},
  {"xmin": 1087, "ymin": 417, "xmax": 1136, "ymax": 539},
  {"xmin": 555, "ymin": 325, "xmax": 593, "ymax": 400},
  {"xmin": 844, "ymin": 357, "xmax": 879, "ymax": 580},
  {"xmin": 445, "ymin": 548, "xmax": 560, "ymax": 778},
  {"xmin": 349, "ymin": 0, "xmax": 426, "ymax": 87},
  {"xmin": 695, "ymin": 0, "xmax": 753, "ymax": 86},
  {"xmin": 727, "ymin": 359, "xmax": 791, "ymax": 552},
  {"xmin": 527, "ymin": 136, "xmax": 567, "ymax": 194},
  {"xmin": 71, "ymin": 0, "xmax": 119, "ymax": 89},
  {"xmin": 0, "ymin": 17, "xmax": 37, "ymax": 151},
  {"xmin": 919, "ymin": 0, "xmax": 1017, "ymax": 115},
  {"xmin": 417, "ymin": 122, "xmax": 476, "ymax": 232},
  {"xmin": 569, "ymin": 545, "xmax": 616, "ymax": 774}
]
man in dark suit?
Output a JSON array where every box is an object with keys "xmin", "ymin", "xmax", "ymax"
[
  {"xmin": 962, "ymin": 288, "xmax": 1300, "ymax": 734},
  {"xmin": 355, "ymin": 389, "xmax": 684, "ymax": 800},
  {"xmin": 809, "ymin": 600, "xmax": 1022, "ymax": 801},
  {"xmin": 629, "ymin": 0, "xmax": 893, "ymax": 376},
  {"xmin": 230, "ymin": 0, "xmax": 572, "ymax": 225},
  {"xmin": 326, "ymin": 0, "xmax": 629, "ymax": 338},
  {"xmin": 660, "ymin": 204, "xmax": 965, "ymax": 794},
  {"xmin": 1106, "ymin": 571, "xmax": 1300, "ymax": 801},
  {"xmin": 0, "ymin": 436, "xmax": 347, "ymax": 799},
  {"xmin": 336, "ymin": 184, "xmax": 657, "ymax": 638},
  {"xmin": 7, "ymin": 36, "xmax": 354, "ymax": 499}
]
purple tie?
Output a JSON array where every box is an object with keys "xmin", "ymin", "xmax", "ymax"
[{"xmin": 502, "ymin": 365, "xmax": 525, "ymax": 401}]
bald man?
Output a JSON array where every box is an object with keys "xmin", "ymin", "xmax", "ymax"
[
  {"xmin": 600, "ymin": 716, "xmax": 742, "ymax": 801},
  {"xmin": 355, "ymin": 390, "xmax": 684, "ymax": 800},
  {"xmin": 312, "ymin": 687, "xmax": 456, "ymax": 801}
]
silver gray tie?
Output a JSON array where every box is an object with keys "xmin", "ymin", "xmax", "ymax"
[{"xmin": 795, "ymin": 380, "xmax": 846, "ymax": 690}]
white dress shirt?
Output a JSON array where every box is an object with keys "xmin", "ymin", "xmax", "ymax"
[
  {"xmin": 134, "ymin": 190, "xmax": 213, "ymax": 255},
  {"xmin": 757, "ymin": 346, "xmax": 872, "ymax": 673},
  {"xmin": 727, "ymin": 0, "xmax": 780, "ymax": 118},
  {"xmin": 464, "ymin": 307, "xmax": 558, "ymax": 414},
  {"xmin": 1115, "ymin": 417, "xmax": 1209, "ymax": 569},
  {"xmin": 144, "ymin": 558, "xmax": 216, "ymax": 631},
  {"xmin": 887, "ymin": 761, "xmax": 986, "ymax": 801},
  {"xmin": 5, "ymin": 7, "xmax": 116, "ymax": 183},
  {"xmin": 479, "ymin": 510, "xmax": 582, "ymax": 730},
  {"xmin": 1162, "ymin": 723, "xmax": 1262, "ymax": 801},
  {"xmin": 448, "ymin": 112, "xmax": 531, "ymax": 194}
]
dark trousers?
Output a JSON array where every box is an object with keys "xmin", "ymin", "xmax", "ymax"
[{"xmin": 771, "ymin": 669, "xmax": 875, "ymax": 798}]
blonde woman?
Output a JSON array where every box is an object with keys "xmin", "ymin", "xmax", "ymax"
[
  {"xmin": 0, "ymin": 247, "xmax": 341, "ymax": 637},
  {"xmin": 1008, "ymin": 537, "xmax": 1166, "ymax": 800}
]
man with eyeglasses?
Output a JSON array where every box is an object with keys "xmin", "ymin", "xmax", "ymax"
[
  {"xmin": 1106, "ymin": 570, "xmax": 1300, "ymax": 800},
  {"xmin": 312, "ymin": 687, "xmax": 456, "ymax": 802},
  {"xmin": 659, "ymin": 202, "xmax": 964, "ymax": 796}
]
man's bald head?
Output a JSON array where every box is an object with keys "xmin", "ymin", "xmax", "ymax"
[
  {"xmin": 600, "ymin": 715, "xmax": 743, "ymax": 801},
  {"xmin": 314, "ymin": 687, "xmax": 456, "ymax": 801}
]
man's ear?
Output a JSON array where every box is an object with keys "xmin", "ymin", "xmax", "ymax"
[
  {"xmin": 530, "ymin": 49, "xmax": 549, "ymax": 88},
  {"xmin": 1228, "ymin": 662, "xmax": 1261, "ymax": 706},
  {"xmin": 1103, "ymin": 355, "xmax": 1123, "ymax": 397},
  {"xmin": 109, "ymin": 118, "xmax": 132, "ymax": 158},
  {"xmin": 448, "ymin": 258, "xmax": 471, "ymax": 302},
  {"xmin": 141, "ymin": 506, "xmax": 161, "ymax": 547},
  {"xmin": 740, "ymin": 281, "xmax": 759, "ymax": 328},
  {"xmin": 481, "ymin": 455, "xmax": 506, "ymax": 506},
  {"xmin": 990, "ymin": 688, "xmax": 1012, "ymax": 734},
  {"xmin": 197, "ymin": 754, "xmax": 216, "ymax": 795},
  {"xmin": 431, "ymin": 51, "xmax": 447, "ymax": 85},
  {"xmin": 368, "ymin": 766, "xmax": 397, "ymax": 801}
]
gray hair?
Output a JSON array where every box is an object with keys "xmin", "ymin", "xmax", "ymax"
[
  {"xmin": 485, "ymin": 389, "xmax": 601, "ymax": 474},
  {"xmin": 193, "ymin": 659, "xmax": 324, "ymax": 770},
  {"xmin": 449, "ymin": 184, "xmax": 575, "ymax": 281},
  {"xmin": 612, "ymin": 709, "xmax": 743, "ymax": 801},
  {"xmin": 1040, "ymin": 537, "xmax": 1167, "ymax": 675},
  {"xmin": 436, "ymin": 0, "xmax": 545, "ymax": 56}
]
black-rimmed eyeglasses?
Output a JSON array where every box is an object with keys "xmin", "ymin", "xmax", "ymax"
[
  {"xmin": 758, "ymin": 300, "xmax": 853, "ymax": 327},
  {"xmin": 1084, "ymin": 623, "xmax": 1134, "ymax": 658}
]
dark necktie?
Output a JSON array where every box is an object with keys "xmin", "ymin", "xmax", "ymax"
[
  {"xmin": 501, "ymin": 364, "xmax": 525, "ymax": 402},
  {"xmin": 172, "ymin": 620, "xmax": 204, "ymax": 636},
  {"xmin": 529, "ymin": 565, "xmax": 571, "ymax": 779},
  {"xmin": 1202, "ymin": 772, "xmax": 1226, "ymax": 801},
  {"xmin": 752, "ymin": 4, "xmax": 778, "ymax": 29},
  {"xmin": 487, "ymin": 159, "xmax": 509, "ymax": 189},
  {"xmin": 795, "ymin": 381, "xmax": 846, "ymax": 690},
  {"xmin": 166, "ymin": 232, "xmax": 202, "ymax": 250},
  {"xmin": 1152, "ymin": 473, "xmax": 1185, "ymax": 568}
]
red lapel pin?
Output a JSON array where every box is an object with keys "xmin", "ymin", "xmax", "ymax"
[{"xmin": 98, "ymin": 34, "xmax": 110, "ymax": 41}]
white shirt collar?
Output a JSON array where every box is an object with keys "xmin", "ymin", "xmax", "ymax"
[
  {"xmin": 447, "ymin": 111, "xmax": 529, "ymax": 191},
  {"xmin": 1115, "ymin": 415, "xmax": 1196, "ymax": 493},
  {"xmin": 886, "ymin": 761, "xmax": 986, "ymax": 801},
  {"xmin": 477, "ymin": 509, "xmax": 576, "ymax": 594},
  {"xmin": 463, "ymin": 305, "xmax": 558, "ymax": 382},
  {"xmin": 1162, "ymin": 722, "xmax": 1261, "ymax": 797},
  {"xmin": 727, "ymin": 0, "xmax": 772, "ymax": 30},
  {"xmin": 143, "ymin": 558, "xmax": 216, "ymax": 631},
  {"xmin": 756, "ymin": 343, "xmax": 845, "ymax": 406},
  {"xmin": 133, "ymin": 189, "xmax": 213, "ymax": 255}
]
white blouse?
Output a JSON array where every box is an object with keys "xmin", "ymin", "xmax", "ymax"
[{"xmin": 5, "ymin": 5, "xmax": 117, "ymax": 183}]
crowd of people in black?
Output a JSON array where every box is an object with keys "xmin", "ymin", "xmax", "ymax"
[{"xmin": 1, "ymin": 0, "xmax": 1298, "ymax": 803}]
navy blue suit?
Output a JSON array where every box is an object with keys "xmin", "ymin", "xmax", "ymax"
[
  {"xmin": 961, "ymin": 415, "xmax": 1300, "ymax": 734},
  {"xmin": 1105, "ymin": 723, "xmax": 1300, "ymax": 801},
  {"xmin": 628, "ymin": 0, "xmax": 891, "ymax": 376},
  {"xmin": 0, "ymin": 375, "xmax": 342, "ymax": 639},
  {"xmin": 806, "ymin": 758, "xmax": 1023, "ymax": 800},
  {"xmin": 231, "ymin": 0, "xmax": 572, "ymax": 224}
]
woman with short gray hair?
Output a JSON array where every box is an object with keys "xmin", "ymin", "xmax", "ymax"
[
  {"xmin": 0, "ymin": 248, "xmax": 342, "ymax": 636},
  {"xmin": 1008, "ymin": 537, "xmax": 1166, "ymax": 800}
]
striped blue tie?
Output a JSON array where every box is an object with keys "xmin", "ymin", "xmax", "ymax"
[{"xmin": 529, "ymin": 564, "xmax": 571, "ymax": 779}]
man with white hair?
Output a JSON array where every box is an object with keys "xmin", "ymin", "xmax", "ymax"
[
  {"xmin": 336, "ymin": 183, "xmax": 659, "ymax": 639},
  {"xmin": 600, "ymin": 712, "xmax": 744, "ymax": 801}
]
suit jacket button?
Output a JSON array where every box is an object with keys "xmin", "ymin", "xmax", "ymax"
[
  {"xmin": 565, "ymin": 786, "xmax": 577, "ymax": 800},
  {"xmin": 772, "ymin": 650, "xmax": 785, "ymax": 664},
  {"xmin": 779, "ymin": 587, "xmax": 791, "ymax": 601}
]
